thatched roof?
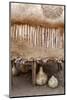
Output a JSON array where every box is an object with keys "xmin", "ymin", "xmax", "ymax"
[{"xmin": 11, "ymin": 3, "xmax": 64, "ymax": 28}]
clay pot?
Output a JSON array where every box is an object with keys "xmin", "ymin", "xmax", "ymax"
[
  {"xmin": 48, "ymin": 75, "xmax": 58, "ymax": 88},
  {"xmin": 36, "ymin": 67, "xmax": 48, "ymax": 85}
]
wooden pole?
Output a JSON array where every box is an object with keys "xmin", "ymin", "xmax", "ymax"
[
  {"xmin": 32, "ymin": 60, "xmax": 37, "ymax": 85},
  {"xmin": 26, "ymin": 24, "xmax": 28, "ymax": 41},
  {"xmin": 22, "ymin": 25, "xmax": 24, "ymax": 40},
  {"xmin": 28, "ymin": 25, "xmax": 30, "ymax": 43},
  {"xmin": 61, "ymin": 29, "xmax": 64, "ymax": 48},
  {"xmin": 54, "ymin": 28, "xmax": 56, "ymax": 48},
  {"xmin": 40, "ymin": 27, "xmax": 42, "ymax": 47},
  {"xmin": 23, "ymin": 25, "xmax": 25, "ymax": 40},
  {"xmin": 56, "ymin": 29, "xmax": 57, "ymax": 48},
  {"xmin": 38, "ymin": 26, "xmax": 40, "ymax": 47},
  {"xmin": 52, "ymin": 28, "xmax": 54, "ymax": 48},
  {"xmin": 35, "ymin": 27, "xmax": 37, "ymax": 47},
  {"xmin": 50, "ymin": 28, "xmax": 52, "ymax": 48},
  {"xmin": 48, "ymin": 28, "xmax": 50, "ymax": 48},
  {"xmin": 16, "ymin": 25, "xmax": 19, "ymax": 41},
  {"xmin": 11, "ymin": 26, "xmax": 13, "ymax": 39},
  {"xmin": 44, "ymin": 27, "xmax": 46, "ymax": 48},
  {"xmin": 46, "ymin": 27, "xmax": 48, "ymax": 48},
  {"xmin": 15, "ymin": 25, "xmax": 17, "ymax": 40},
  {"xmin": 14, "ymin": 24, "xmax": 16, "ymax": 40},
  {"xmin": 29, "ymin": 26, "xmax": 31, "ymax": 45},
  {"xmin": 30, "ymin": 26, "xmax": 32, "ymax": 46},
  {"xmin": 36, "ymin": 26, "xmax": 39, "ymax": 47},
  {"xmin": 34, "ymin": 27, "xmax": 36, "ymax": 46},
  {"xmin": 31, "ymin": 26, "xmax": 34, "ymax": 47},
  {"xmin": 19, "ymin": 25, "xmax": 22, "ymax": 40},
  {"xmin": 21, "ymin": 25, "xmax": 23, "ymax": 40},
  {"xmin": 25, "ymin": 24, "xmax": 27, "ymax": 40},
  {"xmin": 33, "ymin": 27, "xmax": 36, "ymax": 47},
  {"xmin": 12, "ymin": 25, "xmax": 14, "ymax": 40},
  {"xmin": 47, "ymin": 27, "xmax": 49, "ymax": 48},
  {"xmin": 57, "ymin": 29, "xmax": 60, "ymax": 48},
  {"xmin": 60, "ymin": 28, "xmax": 64, "ymax": 48},
  {"xmin": 53, "ymin": 28, "xmax": 55, "ymax": 48},
  {"xmin": 24, "ymin": 24, "xmax": 27, "ymax": 40},
  {"xmin": 55, "ymin": 28, "xmax": 57, "ymax": 48},
  {"xmin": 18, "ymin": 25, "xmax": 20, "ymax": 40},
  {"xmin": 27, "ymin": 24, "xmax": 29, "ymax": 44}
]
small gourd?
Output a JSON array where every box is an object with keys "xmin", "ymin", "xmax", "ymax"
[
  {"xmin": 36, "ymin": 67, "xmax": 48, "ymax": 85},
  {"xmin": 48, "ymin": 75, "xmax": 58, "ymax": 88}
]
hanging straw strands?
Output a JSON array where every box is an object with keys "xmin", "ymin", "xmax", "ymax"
[{"xmin": 11, "ymin": 24, "xmax": 64, "ymax": 48}]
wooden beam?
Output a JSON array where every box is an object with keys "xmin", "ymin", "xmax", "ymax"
[{"xmin": 32, "ymin": 60, "xmax": 37, "ymax": 86}]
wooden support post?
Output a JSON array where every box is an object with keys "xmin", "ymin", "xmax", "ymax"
[
  {"xmin": 57, "ymin": 28, "xmax": 60, "ymax": 48},
  {"xmin": 18, "ymin": 25, "xmax": 20, "ymax": 41},
  {"xmin": 29, "ymin": 25, "xmax": 30, "ymax": 44},
  {"xmin": 26, "ymin": 24, "xmax": 28, "ymax": 41},
  {"xmin": 34, "ymin": 27, "xmax": 36, "ymax": 47},
  {"xmin": 11, "ymin": 66, "xmax": 13, "ymax": 89},
  {"xmin": 21, "ymin": 25, "xmax": 23, "ymax": 40},
  {"xmin": 42, "ymin": 27, "xmax": 44, "ymax": 47},
  {"xmin": 25, "ymin": 24, "xmax": 27, "ymax": 40},
  {"xmin": 29, "ymin": 26, "xmax": 31, "ymax": 45},
  {"xmin": 52, "ymin": 28, "xmax": 54, "ymax": 48},
  {"xmin": 30, "ymin": 26, "xmax": 33, "ymax": 46},
  {"xmin": 32, "ymin": 60, "xmax": 37, "ymax": 86},
  {"xmin": 47, "ymin": 28, "xmax": 49, "ymax": 48},
  {"xmin": 62, "ymin": 32, "xmax": 64, "ymax": 48},
  {"xmin": 11, "ymin": 26, "xmax": 13, "ymax": 39},
  {"xmin": 36, "ymin": 26, "xmax": 39, "ymax": 47},
  {"xmin": 19, "ymin": 25, "xmax": 21, "ymax": 40},
  {"xmin": 50, "ymin": 28, "xmax": 52, "ymax": 48},
  {"xmin": 44, "ymin": 27, "xmax": 46, "ymax": 48},
  {"xmin": 12, "ymin": 25, "xmax": 14, "ymax": 40},
  {"xmin": 27, "ymin": 24, "xmax": 29, "ymax": 42},
  {"xmin": 31, "ymin": 26, "xmax": 34, "ymax": 47},
  {"xmin": 16, "ymin": 25, "xmax": 19, "ymax": 41},
  {"xmin": 22, "ymin": 24, "xmax": 24, "ymax": 40},
  {"xmin": 40, "ymin": 27, "xmax": 42, "ymax": 47},
  {"xmin": 14, "ymin": 24, "xmax": 16, "ymax": 40},
  {"xmin": 10, "ymin": 68, "xmax": 13, "ymax": 93},
  {"xmin": 15, "ymin": 25, "xmax": 17, "ymax": 40},
  {"xmin": 46, "ymin": 27, "xmax": 48, "ymax": 48},
  {"xmin": 38, "ymin": 26, "xmax": 40, "ymax": 47}
]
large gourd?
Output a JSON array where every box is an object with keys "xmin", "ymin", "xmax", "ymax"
[
  {"xmin": 48, "ymin": 75, "xmax": 58, "ymax": 88},
  {"xmin": 36, "ymin": 66, "xmax": 48, "ymax": 85}
]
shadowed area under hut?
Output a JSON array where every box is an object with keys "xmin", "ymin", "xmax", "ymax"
[{"xmin": 11, "ymin": 62, "xmax": 64, "ymax": 97}]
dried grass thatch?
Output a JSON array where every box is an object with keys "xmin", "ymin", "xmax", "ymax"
[{"xmin": 11, "ymin": 3, "xmax": 64, "ymax": 28}]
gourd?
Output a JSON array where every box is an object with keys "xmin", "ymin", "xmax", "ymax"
[
  {"xmin": 12, "ymin": 65, "xmax": 19, "ymax": 76},
  {"xmin": 36, "ymin": 67, "xmax": 48, "ymax": 85},
  {"xmin": 48, "ymin": 75, "xmax": 58, "ymax": 88}
]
